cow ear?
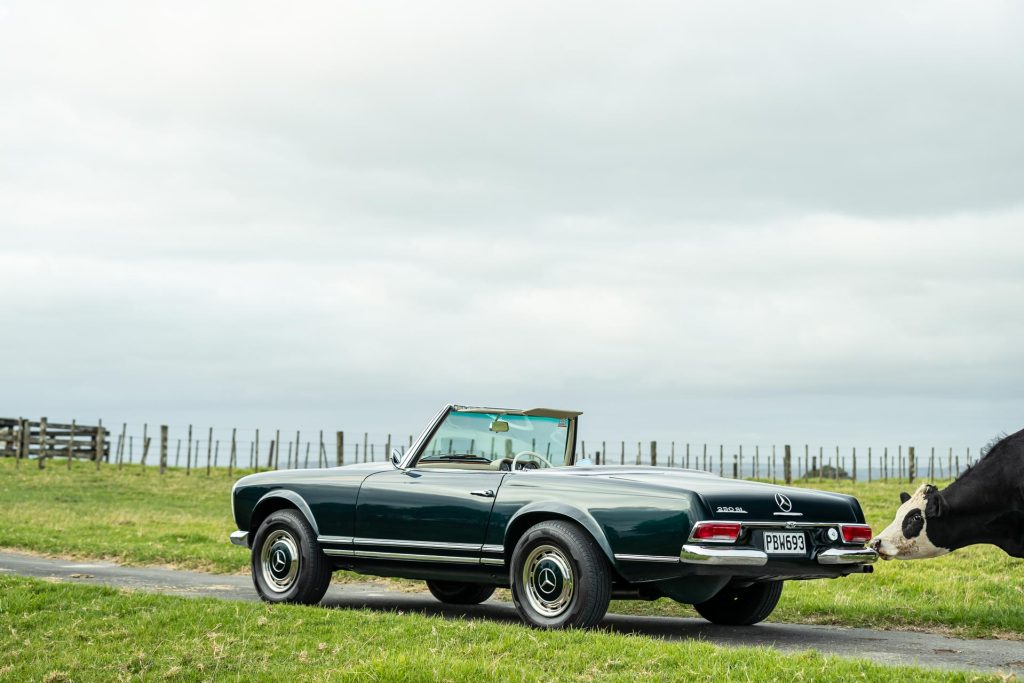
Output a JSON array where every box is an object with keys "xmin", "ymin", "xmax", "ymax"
[
  {"xmin": 925, "ymin": 492, "xmax": 945, "ymax": 518},
  {"xmin": 899, "ymin": 492, "xmax": 911, "ymax": 504}
]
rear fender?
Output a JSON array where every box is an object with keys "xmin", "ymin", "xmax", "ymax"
[{"xmin": 505, "ymin": 502, "xmax": 616, "ymax": 567}]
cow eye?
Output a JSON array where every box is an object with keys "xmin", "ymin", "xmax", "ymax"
[{"xmin": 902, "ymin": 509, "xmax": 924, "ymax": 539}]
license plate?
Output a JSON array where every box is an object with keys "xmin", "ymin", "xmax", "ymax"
[{"xmin": 763, "ymin": 531, "xmax": 806, "ymax": 555}]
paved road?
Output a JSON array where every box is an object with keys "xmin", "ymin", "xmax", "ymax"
[{"xmin": 2, "ymin": 550, "xmax": 1021, "ymax": 676}]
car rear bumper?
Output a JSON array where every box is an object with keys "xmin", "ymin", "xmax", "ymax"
[
  {"xmin": 230, "ymin": 530, "xmax": 250, "ymax": 548},
  {"xmin": 679, "ymin": 544, "xmax": 878, "ymax": 566}
]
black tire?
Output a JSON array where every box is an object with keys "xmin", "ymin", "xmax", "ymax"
[
  {"xmin": 251, "ymin": 509, "xmax": 333, "ymax": 605},
  {"xmin": 426, "ymin": 580, "xmax": 496, "ymax": 605},
  {"xmin": 693, "ymin": 580, "xmax": 783, "ymax": 625},
  {"xmin": 510, "ymin": 520, "xmax": 611, "ymax": 629}
]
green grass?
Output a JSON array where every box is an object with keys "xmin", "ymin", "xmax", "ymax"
[
  {"xmin": 1, "ymin": 458, "xmax": 1022, "ymax": 639},
  {"xmin": 0, "ymin": 575, "xmax": 997, "ymax": 682}
]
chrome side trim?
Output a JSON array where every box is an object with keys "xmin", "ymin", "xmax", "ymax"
[
  {"xmin": 614, "ymin": 554, "xmax": 681, "ymax": 563},
  {"xmin": 323, "ymin": 548, "xmax": 356, "ymax": 557},
  {"xmin": 352, "ymin": 550, "xmax": 480, "ymax": 564},
  {"xmin": 353, "ymin": 537, "xmax": 482, "ymax": 552},
  {"xmin": 229, "ymin": 530, "xmax": 249, "ymax": 547},
  {"xmin": 680, "ymin": 544, "xmax": 768, "ymax": 566},
  {"xmin": 480, "ymin": 557, "xmax": 505, "ymax": 566},
  {"xmin": 817, "ymin": 548, "xmax": 879, "ymax": 565},
  {"xmin": 317, "ymin": 535, "xmax": 354, "ymax": 545},
  {"xmin": 481, "ymin": 544, "xmax": 505, "ymax": 554}
]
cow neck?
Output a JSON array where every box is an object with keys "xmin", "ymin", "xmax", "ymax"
[{"xmin": 930, "ymin": 431, "xmax": 1024, "ymax": 556}]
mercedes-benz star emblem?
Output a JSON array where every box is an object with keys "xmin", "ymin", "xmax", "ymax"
[
  {"xmin": 774, "ymin": 493, "xmax": 793, "ymax": 512},
  {"xmin": 272, "ymin": 549, "xmax": 287, "ymax": 572},
  {"xmin": 538, "ymin": 567, "xmax": 557, "ymax": 594}
]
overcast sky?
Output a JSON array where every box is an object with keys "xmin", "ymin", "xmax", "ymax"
[{"xmin": 2, "ymin": 1, "xmax": 1023, "ymax": 455}]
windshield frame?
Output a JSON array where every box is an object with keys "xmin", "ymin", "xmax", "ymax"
[{"xmin": 403, "ymin": 405, "xmax": 578, "ymax": 470}]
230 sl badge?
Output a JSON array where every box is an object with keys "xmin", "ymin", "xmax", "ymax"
[{"xmin": 716, "ymin": 506, "xmax": 748, "ymax": 514}]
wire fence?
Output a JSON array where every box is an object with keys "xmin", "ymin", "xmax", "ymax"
[{"xmin": 1, "ymin": 416, "xmax": 983, "ymax": 484}]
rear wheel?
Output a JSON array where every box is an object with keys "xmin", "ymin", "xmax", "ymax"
[
  {"xmin": 426, "ymin": 580, "xmax": 495, "ymax": 605},
  {"xmin": 251, "ymin": 509, "xmax": 333, "ymax": 605},
  {"xmin": 693, "ymin": 580, "xmax": 783, "ymax": 625},
  {"xmin": 510, "ymin": 520, "xmax": 611, "ymax": 629}
]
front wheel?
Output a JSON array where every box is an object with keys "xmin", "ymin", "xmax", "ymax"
[
  {"xmin": 426, "ymin": 580, "xmax": 495, "ymax": 605},
  {"xmin": 510, "ymin": 520, "xmax": 611, "ymax": 629},
  {"xmin": 251, "ymin": 509, "xmax": 333, "ymax": 605},
  {"xmin": 693, "ymin": 580, "xmax": 783, "ymax": 625}
]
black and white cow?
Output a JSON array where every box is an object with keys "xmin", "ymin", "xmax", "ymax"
[{"xmin": 870, "ymin": 428, "xmax": 1024, "ymax": 560}]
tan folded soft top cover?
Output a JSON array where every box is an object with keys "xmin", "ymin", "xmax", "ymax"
[{"xmin": 451, "ymin": 406, "xmax": 582, "ymax": 419}]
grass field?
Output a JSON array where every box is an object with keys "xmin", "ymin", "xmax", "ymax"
[
  {"xmin": 0, "ymin": 574, "xmax": 999, "ymax": 682},
  {"xmin": 1, "ymin": 458, "xmax": 1022, "ymax": 639}
]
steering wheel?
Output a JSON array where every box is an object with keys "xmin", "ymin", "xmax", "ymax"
[{"xmin": 511, "ymin": 450, "xmax": 555, "ymax": 470}]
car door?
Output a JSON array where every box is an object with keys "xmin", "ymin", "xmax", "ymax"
[{"xmin": 353, "ymin": 468, "xmax": 507, "ymax": 561}]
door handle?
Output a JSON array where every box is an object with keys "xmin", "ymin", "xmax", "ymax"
[{"xmin": 470, "ymin": 489, "xmax": 495, "ymax": 498}]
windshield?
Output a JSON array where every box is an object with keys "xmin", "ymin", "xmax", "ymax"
[{"xmin": 419, "ymin": 410, "xmax": 571, "ymax": 467}]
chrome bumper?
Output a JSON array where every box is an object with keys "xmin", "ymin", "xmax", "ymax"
[
  {"xmin": 680, "ymin": 545, "xmax": 768, "ymax": 566},
  {"xmin": 229, "ymin": 530, "xmax": 250, "ymax": 548},
  {"xmin": 817, "ymin": 547, "xmax": 878, "ymax": 565},
  {"xmin": 680, "ymin": 544, "xmax": 878, "ymax": 567}
]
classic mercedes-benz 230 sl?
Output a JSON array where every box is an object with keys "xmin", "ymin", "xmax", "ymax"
[{"xmin": 230, "ymin": 405, "xmax": 877, "ymax": 629}]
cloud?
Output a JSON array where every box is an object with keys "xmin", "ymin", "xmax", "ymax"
[{"xmin": 1, "ymin": 1, "xmax": 1023, "ymax": 446}]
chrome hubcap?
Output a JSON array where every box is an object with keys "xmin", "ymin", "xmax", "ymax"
[
  {"xmin": 260, "ymin": 529, "xmax": 300, "ymax": 593},
  {"xmin": 523, "ymin": 544, "xmax": 574, "ymax": 617}
]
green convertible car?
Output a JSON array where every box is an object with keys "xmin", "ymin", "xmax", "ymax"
[{"xmin": 230, "ymin": 405, "xmax": 877, "ymax": 629}]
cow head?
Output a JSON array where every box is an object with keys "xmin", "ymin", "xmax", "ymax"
[{"xmin": 869, "ymin": 483, "xmax": 950, "ymax": 560}]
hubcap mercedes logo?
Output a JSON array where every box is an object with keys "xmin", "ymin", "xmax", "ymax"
[
  {"xmin": 272, "ymin": 549, "xmax": 288, "ymax": 572},
  {"xmin": 775, "ymin": 493, "xmax": 793, "ymax": 512},
  {"xmin": 538, "ymin": 567, "xmax": 557, "ymax": 594}
]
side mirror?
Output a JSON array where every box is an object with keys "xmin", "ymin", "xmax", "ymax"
[
  {"xmin": 489, "ymin": 420, "xmax": 509, "ymax": 433},
  {"xmin": 391, "ymin": 447, "xmax": 404, "ymax": 468}
]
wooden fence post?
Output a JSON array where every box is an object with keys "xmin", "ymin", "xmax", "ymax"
[
  {"xmin": 336, "ymin": 431, "xmax": 344, "ymax": 466},
  {"xmin": 37, "ymin": 417, "xmax": 48, "ymax": 469},
  {"xmin": 719, "ymin": 445, "xmax": 723, "ymax": 477},
  {"xmin": 685, "ymin": 443, "xmax": 690, "ymax": 469},
  {"xmin": 266, "ymin": 430, "xmax": 276, "ymax": 469},
  {"xmin": 186, "ymin": 424, "xmax": 193, "ymax": 476},
  {"xmin": 67, "ymin": 420, "xmax": 76, "ymax": 470},
  {"xmin": 160, "ymin": 425, "xmax": 168, "ymax": 474},
  {"xmin": 229, "ymin": 428, "xmax": 237, "ymax": 477},
  {"xmin": 303, "ymin": 441, "xmax": 310, "ymax": 468},
  {"xmin": 783, "ymin": 445, "xmax": 792, "ymax": 484},
  {"xmin": 319, "ymin": 430, "xmax": 325, "ymax": 467},
  {"xmin": 274, "ymin": 430, "xmax": 281, "ymax": 468},
  {"xmin": 95, "ymin": 422, "xmax": 104, "ymax": 470},
  {"xmin": 387, "ymin": 434, "xmax": 392, "ymax": 462},
  {"xmin": 908, "ymin": 446, "xmax": 916, "ymax": 484},
  {"xmin": 650, "ymin": 441, "xmax": 657, "ymax": 467},
  {"xmin": 620, "ymin": 441, "xmax": 624, "ymax": 465},
  {"xmin": 118, "ymin": 423, "xmax": 127, "ymax": 466},
  {"xmin": 14, "ymin": 418, "xmax": 22, "ymax": 468},
  {"xmin": 254, "ymin": 429, "xmax": 260, "ymax": 472},
  {"xmin": 205, "ymin": 427, "xmax": 213, "ymax": 476}
]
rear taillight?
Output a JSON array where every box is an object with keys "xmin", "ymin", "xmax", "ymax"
[
  {"xmin": 690, "ymin": 521, "xmax": 742, "ymax": 542},
  {"xmin": 840, "ymin": 524, "xmax": 872, "ymax": 544}
]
